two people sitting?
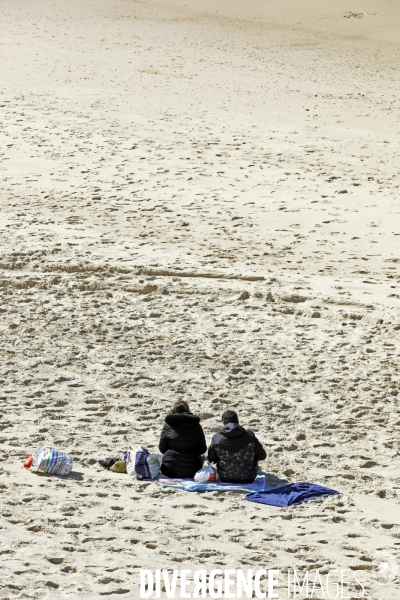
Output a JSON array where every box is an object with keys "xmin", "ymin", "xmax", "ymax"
[{"xmin": 159, "ymin": 401, "xmax": 266, "ymax": 483}]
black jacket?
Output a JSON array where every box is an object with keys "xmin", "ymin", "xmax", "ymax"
[
  {"xmin": 159, "ymin": 412, "xmax": 207, "ymax": 478},
  {"xmin": 208, "ymin": 423, "xmax": 266, "ymax": 483}
]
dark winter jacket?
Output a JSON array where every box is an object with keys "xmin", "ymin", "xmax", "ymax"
[
  {"xmin": 159, "ymin": 412, "xmax": 207, "ymax": 479},
  {"xmin": 208, "ymin": 423, "xmax": 266, "ymax": 483}
]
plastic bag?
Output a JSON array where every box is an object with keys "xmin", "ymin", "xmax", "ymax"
[
  {"xmin": 126, "ymin": 445, "xmax": 161, "ymax": 480},
  {"xmin": 147, "ymin": 454, "xmax": 162, "ymax": 479},
  {"xmin": 194, "ymin": 461, "xmax": 219, "ymax": 483},
  {"xmin": 29, "ymin": 446, "xmax": 73, "ymax": 477}
]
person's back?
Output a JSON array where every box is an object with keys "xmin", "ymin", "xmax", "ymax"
[
  {"xmin": 208, "ymin": 410, "xmax": 266, "ymax": 483},
  {"xmin": 159, "ymin": 401, "xmax": 206, "ymax": 478}
]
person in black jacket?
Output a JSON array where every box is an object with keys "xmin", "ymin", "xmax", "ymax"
[
  {"xmin": 208, "ymin": 409, "xmax": 266, "ymax": 483},
  {"xmin": 159, "ymin": 401, "xmax": 207, "ymax": 479}
]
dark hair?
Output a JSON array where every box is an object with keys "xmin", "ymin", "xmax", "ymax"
[
  {"xmin": 168, "ymin": 400, "xmax": 190, "ymax": 416},
  {"xmin": 222, "ymin": 410, "xmax": 239, "ymax": 424}
]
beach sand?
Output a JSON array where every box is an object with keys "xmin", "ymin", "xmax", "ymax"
[{"xmin": 0, "ymin": 0, "xmax": 400, "ymax": 597}]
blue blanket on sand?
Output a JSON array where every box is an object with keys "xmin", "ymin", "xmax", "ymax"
[
  {"xmin": 246, "ymin": 482, "xmax": 339, "ymax": 507},
  {"xmin": 159, "ymin": 473, "xmax": 266, "ymax": 493}
]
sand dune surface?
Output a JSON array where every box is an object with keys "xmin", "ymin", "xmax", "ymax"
[{"xmin": 0, "ymin": 0, "xmax": 400, "ymax": 597}]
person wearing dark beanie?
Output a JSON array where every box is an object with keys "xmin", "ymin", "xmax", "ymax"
[{"xmin": 208, "ymin": 409, "xmax": 266, "ymax": 483}]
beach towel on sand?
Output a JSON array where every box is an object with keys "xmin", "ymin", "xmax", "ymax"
[
  {"xmin": 245, "ymin": 482, "xmax": 339, "ymax": 507},
  {"xmin": 159, "ymin": 473, "xmax": 267, "ymax": 493}
]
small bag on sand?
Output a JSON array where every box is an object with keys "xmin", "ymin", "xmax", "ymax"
[
  {"xmin": 110, "ymin": 460, "xmax": 127, "ymax": 474},
  {"xmin": 126, "ymin": 445, "xmax": 161, "ymax": 480},
  {"xmin": 147, "ymin": 454, "xmax": 162, "ymax": 479},
  {"xmin": 194, "ymin": 461, "xmax": 219, "ymax": 483},
  {"xmin": 29, "ymin": 446, "xmax": 73, "ymax": 477}
]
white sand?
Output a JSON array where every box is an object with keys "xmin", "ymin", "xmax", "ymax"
[{"xmin": 0, "ymin": 0, "xmax": 400, "ymax": 597}]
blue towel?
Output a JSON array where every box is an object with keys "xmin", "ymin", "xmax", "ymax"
[
  {"xmin": 159, "ymin": 473, "xmax": 267, "ymax": 493},
  {"xmin": 245, "ymin": 482, "xmax": 339, "ymax": 507}
]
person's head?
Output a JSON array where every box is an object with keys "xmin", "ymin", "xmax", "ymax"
[
  {"xmin": 222, "ymin": 410, "xmax": 239, "ymax": 425},
  {"xmin": 168, "ymin": 400, "xmax": 190, "ymax": 416}
]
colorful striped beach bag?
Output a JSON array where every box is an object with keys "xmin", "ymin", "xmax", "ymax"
[{"xmin": 30, "ymin": 446, "xmax": 73, "ymax": 477}]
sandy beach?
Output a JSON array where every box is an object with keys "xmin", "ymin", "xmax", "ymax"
[{"xmin": 0, "ymin": 0, "xmax": 400, "ymax": 597}]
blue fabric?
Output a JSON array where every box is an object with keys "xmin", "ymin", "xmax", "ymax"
[
  {"xmin": 245, "ymin": 482, "xmax": 339, "ymax": 507},
  {"xmin": 159, "ymin": 473, "xmax": 267, "ymax": 493}
]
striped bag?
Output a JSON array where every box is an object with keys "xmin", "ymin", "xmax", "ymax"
[{"xmin": 30, "ymin": 446, "xmax": 73, "ymax": 477}]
